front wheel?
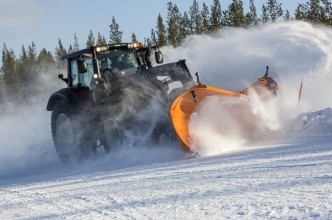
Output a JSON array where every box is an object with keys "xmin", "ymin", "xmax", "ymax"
[{"xmin": 103, "ymin": 117, "xmax": 122, "ymax": 152}]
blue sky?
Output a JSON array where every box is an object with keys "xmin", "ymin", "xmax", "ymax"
[{"xmin": 0, "ymin": 0, "xmax": 304, "ymax": 56}]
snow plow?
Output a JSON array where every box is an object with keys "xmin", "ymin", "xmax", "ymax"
[
  {"xmin": 169, "ymin": 67, "xmax": 278, "ymax": 152},
  {"xmin": 47, "ymin": 41, "xmax": 277, "ymax": 161}
]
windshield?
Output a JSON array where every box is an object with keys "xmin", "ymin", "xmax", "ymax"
[{"xmin": 97, "ymin": 48, "xmax": 138, "ymax": 74}]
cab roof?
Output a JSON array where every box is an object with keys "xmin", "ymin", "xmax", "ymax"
[{"xmin": 61, "ymin": 43, "xmax": 139, "ymax": 61}]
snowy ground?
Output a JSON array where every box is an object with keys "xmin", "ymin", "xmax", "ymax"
[
  {"xmin": 1, "ymin": 21, "xmax": 332, "ymax": 219},
  {"xmin": 0, "ymin": 134, "xmax": 331, "ymax": 219}
]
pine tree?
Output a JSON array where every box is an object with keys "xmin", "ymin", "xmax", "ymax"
[
  {"xmin": 295, "ymin": 4, "xmax": 306, "ymax": 20},
  {"xmin": 284, "ymin": 9, "xmax": 291, "ymax": 21},
  {"xmin": 73, "ymin": 33, "xmax": 79, "ymax": 51},
  {"xmin": 109, "ymin": 16, "xmax": 123, "ymax": 43},
  {"xmin": 266, "ymin": 0, "xmax": 283, "ymax": 22},
  {"xmin": 181, "ymin": 11, "xmax": 191, "ymax": 38},
  {"xmin": 226, "ymin": 0, "xmax": 246, "ymax": 27},
  {"xmin": 86, "ymin": 30, "xmax": 95, "ymax": 47},
  {"xmin": 37, "ymin": 48, "xmax": 55, "ymax": 66},
  {"xmin": 16, "ymin": 45, "xmax": 29, "ymax": 100},
  {"xmin": 189, "ymin": 0, "xmax": 202, "ymax": 34},
  {"xmin": 322, "ymin": 0, "xmax": 332, "ymax": 25},
  {"xmin": 246, "ymin": 0, "xmax": 259, "ymax": 26},
  {"xmin": 201, "ymin": 2, "xmax": 210, "ymax": 34},
  {"xmin": 1, "ymin": 45, "xmax": 21, "ymax": 103},
  {"xmin": 307, "ymin": 0, "xmax": 325, "ymax": 24},
  {"xmin": 131, "ymin": 33, "xmax": 138, "ymax": 43},
  {"xmin": 261, "ymin": 4, "xmax": 270, "ymax": 23},
  {"xmin": 166, "ymin": 2, "xmax": 183, "ymax": 47},
  {"xmin": 155, "ymin": 14, "xmax": 167, "ymax": 47},
  {"xmin": 96, "ymin": 31, "xmax": 107, "ymax": 45},
  {"xmin": 68, "ymin": 45, "xmax": 74, "ymax": 53},
  {"xmin": 55, "ymin": 38, "xmax": 67, "ymax": 69},
  {"xmin": 150, "ymin": 29, "xmax": 157, "ymax": 46},
  {"xmin": 210, "ymin": 0, "xmax": 223, "ymax": 31}
]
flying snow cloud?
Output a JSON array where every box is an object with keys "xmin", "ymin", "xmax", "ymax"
[{"xmin": 162, "ymin": 21, "xmax": 332, "ymax": 156}]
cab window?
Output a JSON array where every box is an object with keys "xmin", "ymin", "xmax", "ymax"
[{"xmin": 70, "ymin": 57, "xmax": 94, "ymax": 89}]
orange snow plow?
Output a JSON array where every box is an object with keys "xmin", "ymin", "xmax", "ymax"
[{"xmin": 170, "ymin": 67, "xmax": 278, "ymax": 152}]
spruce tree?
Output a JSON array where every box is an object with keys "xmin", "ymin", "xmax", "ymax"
[
  {"xmin": 68, "ymin": 45, "xmax": 74, "ymax": 53},
  {"xmin": 86, "ymin": 30, "xmax": 95, "ymax": 47},
  {"xmin": 322, "ymin": 0, "xmax": 332, "ymax": 25},
  {"xmin": 109, "ymin": 16, "xmax": 123, "ymax": 43},
  {"xmin": 284, "ymin": 9, "xmax": 291, "ymax": 21},
  {"xmin": 246, "ymin": 0, "xmax": 259, "ymax": 26},
  {"xmin": 210, "ymin": 0, "xmax": 223, "ymax": 31},
  {"xmin": 55, "ymin": 38, "xmax": 67, "ymax": 69},
  {"xmin": 266, "ymin": 0, "xmax": 283, "ymax": 22},
  {"xmin": 189, "ymin": 0, "xmax": 202, "ymax": 34},
  {"xmin": 166, "ymin": 2, "xmax": 183, "ymax": 47},
  {"xmin": 150, "ymin": 29, "xmax": 157, "ymax": 46},
  {"xmin": 73, "ymin": 33, "xmax": 79, "ymax": 51},
  {"xmin": 181, "ymin": 11, "xmax": 191, "ymax": 38},
  {"xmin": 295, "ymin": 4, "xmax": 306, "ymax": 20},
  {"xmin": 307, "ymin": 0, "xmax": 325, "ymax": 24},
  {"xmin": 201, "ymin": 2, "xmax": 210, "ymax": 34},
  {"xmin": 156, "ymin": 14, "xmax": 167, "ymax": 47},
  {"xmin": 227, "ymin": 0, "xmax": 246, "ymax": 27},
  {"xmin": 96, "ymin": 31, "xmax": 107, "ymax": 45},
  {"xmin": 131, "ymin": 33, "xmax": 138, "ymax": 43},
  {"xmin": 261, "ymin": 4, "xmax": 270, "ymax": 23},
  {"xmin": 1, "ymin": 46, "xmax": 21, "ymax": 103}
]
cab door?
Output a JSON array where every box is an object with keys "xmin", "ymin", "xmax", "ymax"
[{"xmin": 68, "ymin": 56, "xmax": 95, "ymax": 109}]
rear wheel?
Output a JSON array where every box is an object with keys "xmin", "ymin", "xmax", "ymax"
[{"xmin": 51, "ymin": 104, "xmax": 95, "ymax": 162}]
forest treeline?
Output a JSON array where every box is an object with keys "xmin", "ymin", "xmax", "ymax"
[{"xmin": 0, "ymin": 0, "xmax": 331, "ymax": 107}]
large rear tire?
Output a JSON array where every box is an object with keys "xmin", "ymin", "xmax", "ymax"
[{"xmin": 51, "ymin": 104, "xmax": 95, "ymax": 162}]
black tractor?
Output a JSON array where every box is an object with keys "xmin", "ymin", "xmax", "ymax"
[{"xmin": 47, "ymin": 43, "xmax": 195, "ymax": 162}]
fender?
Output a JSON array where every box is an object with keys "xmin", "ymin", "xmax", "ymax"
[{"xmin": 46, "ymin": 88, "xmax": 78, "ymax": 112}]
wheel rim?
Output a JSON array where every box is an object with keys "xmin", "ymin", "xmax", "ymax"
[
  {"xmin": 104, "ymin": 118, "xmax": 121, "ymax": 150},
  {"xmin": 56, "ymin": 113, "xmax": 75, "ymax": 154}
]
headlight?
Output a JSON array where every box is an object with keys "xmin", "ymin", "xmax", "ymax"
[{"xmin": 95, "ymin": 45, "xmax": 108, "ymax": 52}]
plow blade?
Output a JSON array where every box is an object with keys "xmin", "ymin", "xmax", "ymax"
[{"xmin": 170, "ymin": 74, "xmax": 278, "ymax": 152}]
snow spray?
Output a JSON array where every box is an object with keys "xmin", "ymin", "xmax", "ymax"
[{"xmin": 163, "ymin": 21, "xmax": 332, "ymax": 156}]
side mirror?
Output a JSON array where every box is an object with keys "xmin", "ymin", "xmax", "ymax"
[
  {"xmin": 58, "ymin": 74, "xmax": 68, "ymax": 84},
  {"xmin": 155, "ymin": 51, "xmax": 164, "ymax": 64},
  {"xmin": 77, "ymin": 59, "xmax": 88, "ymax": 73}
]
